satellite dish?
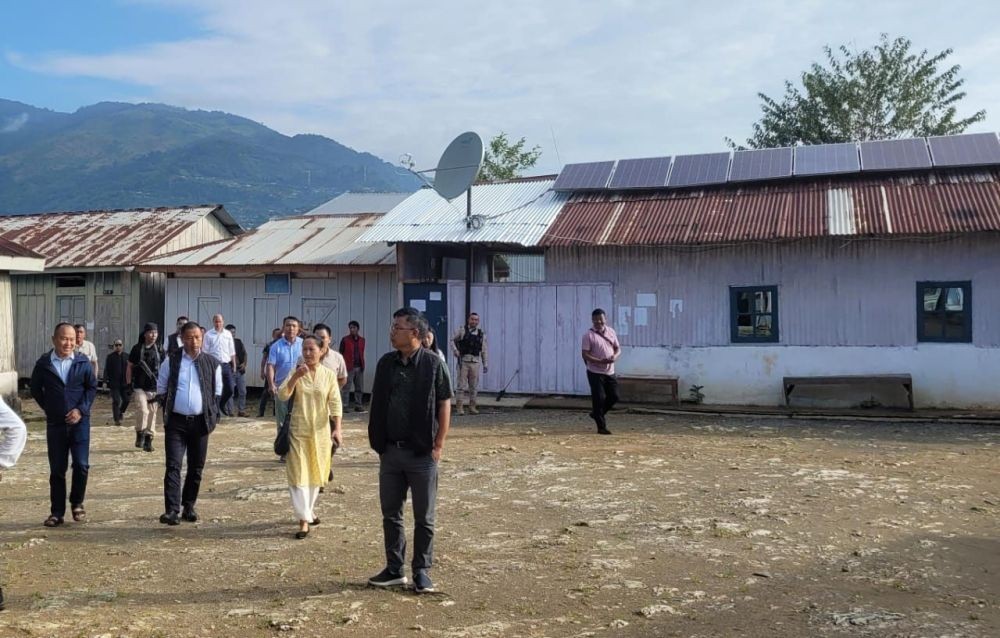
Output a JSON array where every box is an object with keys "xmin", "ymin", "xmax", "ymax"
[{"xmin": 433, "ymin": 132, "xmax": 484, "ymax": 201}]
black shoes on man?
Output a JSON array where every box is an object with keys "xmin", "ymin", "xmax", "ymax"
[
  {"xmin": 159, "ymin": 506, "xmax": 197, "ymax": 526},
  {"xmin": 134, "ymin": 431, "xmax": 154, "ymax": 452}
]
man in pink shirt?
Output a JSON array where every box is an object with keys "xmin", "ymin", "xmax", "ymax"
[{"xmin": 581, "ymin": 308, "xmax": 621, "ymax": 435}]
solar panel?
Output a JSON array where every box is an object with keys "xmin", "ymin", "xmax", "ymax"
[
  {"xmin": 666, "ymin": 152, "xmax": 731, "ymax": 188},
  {"xmin": 859, "ymin": 138, "xmax": 932, "ymax": 171},
  {"xmin": 553, "ymin": 161, "xmax": 615, "ymax": 191},
  {"xmin": 794, "ymin": 143, "xmax": 860, "ymax": 176},
  {"xmin": 729, "ymin": 147, "xmax": 793, "ymax": 181},
  {"xmin": 928, "ymin": 133, "xmax": 1000, "ymax": 167},
  {"xmin": 608, "ymin": 156, "xmax": 672, "ymax": 189}
]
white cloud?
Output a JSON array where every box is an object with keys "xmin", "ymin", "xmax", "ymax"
[
  {"xmin": 10, "ymin": 0, "xmax": 1000, "ymax": 170},
  {"xmin": 1, "ymin": 113, "xmax": 29, "ymax": 133}
]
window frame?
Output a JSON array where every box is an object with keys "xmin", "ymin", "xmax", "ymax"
[
  {"xmin": 916, "ymin": 280, "xmax": 972, "ymax": 343},
  {"xmin": 729, "ymin": 285, "xmax": 780, "ymax": 344}
]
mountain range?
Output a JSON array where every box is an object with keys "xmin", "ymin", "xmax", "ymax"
[{"xmin": 0, "ymin": 99, "xmax": 420, "ymax": 228}]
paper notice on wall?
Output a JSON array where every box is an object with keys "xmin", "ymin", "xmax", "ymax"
[
  {"xmin": 410, "ymin": 299, "xmax": 427, "ymax": 312},
  {"xmin": 669, "ymin": 298, "xmax": 683, "ymax": 318},
  {"xmin": 429, "ymin": 291, "xmax": 442, "ymax": 301},
  {"xmin": 636, "ymin": 293, "xmax": 657, "ymax": 307},
  {"xmin": 616, "ymin": 306, "xmax": 631, "ymax": 336},
  {"xmin": 634, "ymin": 307, "xmax": 648, "ymax": 326}
]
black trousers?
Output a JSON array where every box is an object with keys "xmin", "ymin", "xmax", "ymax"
[
  {"xmin": 109, "ymin": 383, "xmax": 130, "ymax": 423},
  {"xmin": 257, "ymin": 384, "xmax": 274, "ymax": 417},
  {"xmin": 163, "ymin": 413, "xmax": 211, "ymax": 515},
  {"xmin": 379, "ymin": 446, "xmax": 438, "ymax": 573},
  {"xmin": 218, "ymin": 363, "xmax": 234, "ymax": 416},
  {"xmin": 46, "ymin": 421, "xmax": 90, "ymax": 518},
  {"xmin": 586, "ymin": 371, "xmax": 619, "ymax": 430}
]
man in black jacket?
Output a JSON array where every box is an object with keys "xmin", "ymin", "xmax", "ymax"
[
  {"xmin": 104, "ymin": 339, "xmax": 130, "ymax": 425},
  {"xmin": 367, "ymin": 307, "xmax": 452, "ymax": 594},
  {"xmin": 30, "ymin": 323, "xmax": 98, "ymax": 527},
  {"xmin": 165, "ymin": 316, "xmax": 188, "ymax": 357},
  {"xmin": 226, "ymin": 324, "xmax": 248, "ymax": 417},
  {"xmin": 155, "ymin": 321, "xmax": 222, "ymax": 525}
]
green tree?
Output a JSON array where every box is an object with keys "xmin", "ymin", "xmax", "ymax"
[
  {"xmin": 478, "ymin": 132, "xmax": 542, "ymax": 181},
  {"xmin": 731, "ymin": 35, "xmax": 986, "ymax": 149}
]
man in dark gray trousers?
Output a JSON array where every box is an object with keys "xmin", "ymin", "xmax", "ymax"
[{"xmin": 367, "ymin": 307, "xmax": 452, "ymax": 594}]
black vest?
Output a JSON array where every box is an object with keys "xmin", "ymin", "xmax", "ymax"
[
  {"xmin": 164, "ymin": 350, "xmax": 220, "ymax": 433},
  {"xmin": 455, "ymin": 327, "xmax": 484, "ymax": 357},
  {"xmin": 368, "ymin": 348, "xmax": 441, "ymax": 455}
]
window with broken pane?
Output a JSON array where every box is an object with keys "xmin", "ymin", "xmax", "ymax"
[
  {"xmin": 730, "ymin": 286, "xmax": 779, "ymax": 343},
  {"xmin": 917, "ymin": 281, "xmax": 971, "ymax": 343}
]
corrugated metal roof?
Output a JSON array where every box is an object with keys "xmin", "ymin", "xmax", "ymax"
[
  {"xmin": 0, "ymin": 205, "xmax": 241, "ymax": 268},
  {"xmin": 541, "ymin": 170, "xmax": 1000, "ymax": 246},
  {"xmin": 305, "ymin": 192, "xmax": 414, "ymax": 216},
  {"xmin": 0, "ymin": 236, "xmax": 44, "ymax": 260},
  {"xmin": 359, "ymin": 179, "xmax": 569, "ymax": 246},
  {"xmin": 140, "ymin": 214, "xmax": 394, "ymax": 272}
]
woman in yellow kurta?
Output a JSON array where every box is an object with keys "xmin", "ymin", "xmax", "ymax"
[{"xmin": 277, "ymin": 336, "xmax": 343, "ymax": 538}]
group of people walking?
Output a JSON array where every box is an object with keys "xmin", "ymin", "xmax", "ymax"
[{"xmin": 12, "ymin": 303, "xmax": 619, "ymax": 603}]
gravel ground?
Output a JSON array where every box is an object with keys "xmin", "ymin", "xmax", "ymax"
[{"xmin": 1, "ymin": 395, "xmax": 998, "ymax": 637}]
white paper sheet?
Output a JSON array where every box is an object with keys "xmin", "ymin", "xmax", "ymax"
[
  {"xmin": 410, "ymin": 299, "xmax": 427, "ymax": 311},
  {"xmin": 429, "ymin": 292, "xmax": 442, "ymax": 301},
  {"xmin": 634, "ymin": 307, "xmax": 648, "ymax": 326},
  {"xmin": 636, "ymin": 293, "xmax": 657, "ymax": 307},
  {"xmin": 669, "ymin": 298, "xmax": 683, "ymax": 318},
  {"xmin": 616, "ymin": 306, "xmax": 631, "ymax": 336}
]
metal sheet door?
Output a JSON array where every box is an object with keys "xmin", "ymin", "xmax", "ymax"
[
  {"xmin": 94, "ymin": 295, "xmax": 125, "ymax": 352},
  {"xmin": 301, "ymin": 298, "xmax": 338, "ymax": 334},
  {"xmin": 403, "ymin": 283, "xmax": 448, "ymax": 348}
]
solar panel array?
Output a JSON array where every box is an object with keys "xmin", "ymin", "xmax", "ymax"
[
  {"xmin": 608, "ymin": 156, "xmax": 671, "ymax": 189},
  {"xmin": 667, "ymin": 152, "xmax": 731, "ymax": 188},
  {"xmin": 552, "ymin": 161, "xmax": 615, "ymax": 191},
  {"xmin": 928, "ymin": 133, "xmax": 1000, "ymax": 167},
  {"xmin": 730, "ymin": 147, "xmax": 793, "ymax": 181},
  {"xmin": 552, "ymin": 133, "xmax": 1000, "ymax": 192},
  {"xmin": 859, "ymin": 138, "xmax": 932, "ymax": 171}
]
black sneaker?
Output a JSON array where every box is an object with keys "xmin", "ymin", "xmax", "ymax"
[
  {"xmin": 181, "ymin": 507, "xmax": 198, "ymax": 523},
  {"xmin": 597, "ymin": 427, "xmax": 612, "ymax": 435},
  {"xmin": 413, "ymin": 570, "xmax": 436, "ymax": 594},
  {"xmin": 159, "ymin": 512, "xmax": 180, "ymax": 526},
  {"xmin": 367, "ymin": 568, "xmax": 408, "ymax": 588},
  {"xmin": 142, "ymin": 433, "xmax": 154, "ymax": 453},
  {"xmin": 135, "ymin": 431, "xmax": 144, "ymax": 448}
]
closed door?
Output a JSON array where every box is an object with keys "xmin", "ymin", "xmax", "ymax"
[
  {"xmin": 403, "ymin": 283, "xmax": 448, "ymax": 347},
  {"xmin": 94, "ymin": 295, "xmax": 125, "ymax": 352},
  {"xmin": 301, "ymin": 298, "xmax": 338, "ymax": 334},
  {"xmin": 197, "ymin": 297, "xmax": 222, "ymax": 328}
]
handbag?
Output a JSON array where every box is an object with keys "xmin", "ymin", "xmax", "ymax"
[{"xmin": 273, "ymin": 391, "xmax": 295, "ymax": 456}]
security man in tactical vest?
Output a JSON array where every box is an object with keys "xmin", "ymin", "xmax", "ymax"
[
  {"xmin": 451, "ymin": 312, "xmax": 488, "ymax": 415},
  {"xmin": 155, "ymin": 321, "xmax": 222, "ymax": 525}
]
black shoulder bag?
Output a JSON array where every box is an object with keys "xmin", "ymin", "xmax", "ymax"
[{"xmin": 273, "ymin": 391, "xmax": 295, "ymax": 456}]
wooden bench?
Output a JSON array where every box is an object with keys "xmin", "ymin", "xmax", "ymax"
[
  {"xmin": 783, "ymin": 374, "xmax": 914, "ymax": 410},
  {"xmin": 617, "ymin": 375, "xmax": 680, "ymax": 406}
]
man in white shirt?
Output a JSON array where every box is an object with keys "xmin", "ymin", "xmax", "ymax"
[
  {"xmin": 202, "ymin": 314, "xmax": 237, "ymax": 417},
  {"xmin": 156, "ymin": 321, "xmax": 223, "ymax": 525},
  {"xmin": 311, "ymin": 323, "xmax": 348, "ymax": 388},
  {"xmin": 74, "ymin": 324, "xmax": 99, "ymax": 380},
  {"xmin": 0, "ymin": 395, "xmax": 28, "ymax": 611}
]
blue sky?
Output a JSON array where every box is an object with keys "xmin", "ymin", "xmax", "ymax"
[{"xmin": 3, "ymin": 1, "xmax": 1000, "ymax": 174}]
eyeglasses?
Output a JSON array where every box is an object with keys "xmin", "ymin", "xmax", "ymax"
[{"xmin": 389, "ymin": 324, "xmax": 416, "ymax": 333}]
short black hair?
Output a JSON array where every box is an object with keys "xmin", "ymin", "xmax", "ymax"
[
  {"xmin": 283, "ymin": 316, "xmax": 300, "ymax": 326},
  {"xmin": 74, "ymin": 324, "xmax": 86, "ymax": 331},
  {"xmin": 53, "ymin": 322, "xmax": 75, "ymax": 337},
  {"xmin": 592, "ymin": 308, "xmax": 607, "ymax": 318},
  {"xmin": 468, "ymin": 312, "xmax": 479, "ymax": 318},
  {"xmin": 176, "ymin": 315, "xmax": 188, "ymax": 323},
  {"xmin": 348, "ymin": 320, "xmax": 360, "ymax": 329},
  {"xmin": 225, "ymin": 324, "xmax": 236, "ymax": 331},
  {"xmin": 393, "ymin": 307, "xmax": 429, "ymax": 338},
  {"xmin": 180, "ymin": 321, "xmax": 201, "ymax": 335},
  {"xmin": 313, "ymin": 323, "xmax": 331, "ymax": 336}
]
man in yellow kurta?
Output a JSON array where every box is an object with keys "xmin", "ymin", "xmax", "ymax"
[{"xmin": 277, "ymin": 336, "xmax": 343, "ymax": 539}]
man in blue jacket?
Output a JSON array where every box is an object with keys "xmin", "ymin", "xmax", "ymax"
[{"xmin": 30, "ymin": 322, "xmax": 97, "ymax": 527}]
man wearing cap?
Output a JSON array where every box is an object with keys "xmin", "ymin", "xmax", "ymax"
[
  {"xmin": 203, "ymin": 314, "xmax": 237, "ymax": 417},
  {"xmin": 127, "ymin": 323, "xmax": 163, "ymax": 452},
  {"xmin": 104, "ymin": 339, "xmax": 130, "ymax": 426}
]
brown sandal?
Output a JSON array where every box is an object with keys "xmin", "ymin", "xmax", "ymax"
[
  {"xmin": 71, "ymin": 506, "xmax": 86, "ymax": 522},
  {"xmin": 43, "ymin": 515, "xmax": 64, "ymax": 527}
]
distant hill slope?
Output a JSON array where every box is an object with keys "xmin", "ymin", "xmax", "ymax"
[{"xmin": 0, "ymin": 99, "xmax": 420, "ymax": 227}]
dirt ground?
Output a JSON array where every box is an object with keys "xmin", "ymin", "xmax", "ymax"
[{"xmin": 1, "ymin": 393, "xmax": 998, "ymax": 638}]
